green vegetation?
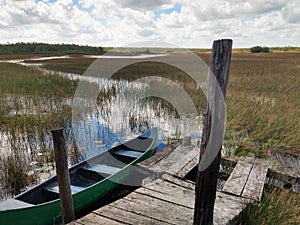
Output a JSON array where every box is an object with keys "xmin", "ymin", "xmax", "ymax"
[
  {"xmin": 0, "ymin": 157, "xmax": 32, "ymax": 196},
  {"xmin": 225, "ymin": 53, "xmax": 300, "ymax": 158},
  {"xmin": 270, "ymin": 46, "xmax": 300, "ymax": 52},
  {"xmin": 0, "ymin": 42, "xmax": 104, "ymax": 55},
  {"xmin": 24, "ymin": 52, "xmax": 300, "ymax": 158},
  {"xmin": 250, "ymin": 46, "xmax": 270, "ymax": 53},
  {"xmin": 0, "ymin": 62, "xmax": 78, "ymax": 196},
  {"xmin": 242, "ymin": 188, "xmax": 300, "ymax": 225},
  {"xmin": 0, "ymin": 62, "xmax": 77, "ymax": 132},
  {"xmin": 0, "ymin": 63, "xmax": 77, "ymax": 97},
  {"xmin": 1, "ymin": 49, "xmax": 299, "ymax": 196},
  {"xmin": 0, "ymin": 62, "xmax": 77, "ymax": 134},
  {"xmin": 112, "ymin": 61, "xmax": 207, "ymax": 116}
]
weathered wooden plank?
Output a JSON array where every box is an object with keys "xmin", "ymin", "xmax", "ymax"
[
  {"xmin": 194, "ymin": 39, "xmax": 233, "ymax": 225},
  {"xmin": 139, "ymin": 179, "xmax": 248, "ymax": 225},
  {"xmin": 51, "ymin": 129, "xmax": 75, "ymax": 224},
  {"xmin": 151, "ymin": 145, "xmax": 194, "ymax": 174},
  {"xmin": 167, "ymin": 146, "xmax": 200, "ymax": 176},
  {"xmin": 162, "ymin": 174, "xmax": 195, "ymax": 190},
  {"xmin": 67, "ymin": 222, "xmax": 83, "ymax": 225},
  {"xmin": 176, "ymin": 150, "xmax": 200, "ymax": 178},
  {"xmin": 77, "ymin": 213, "xmax": 123, "ymax": 225},
  {"xmin": 138, "ymin": 143, "xmax": 179, "ymax": 168},
  {"xmin": 110, "ymin": 192, "xmax": 194, "ymax": 224},
  {"xmin": 267, "ymin": 168, "xmax": 298, "ymax": 184},
  {"xmin": 222, "ymin": 156, "xmax": 255, "ymax": 196},
  {"xmin": 242, "ymin": 158, "xmax": 269, "ymax": 201},
  {"xmin": 144, "ymin": 178, "xmax": 195, "ymax": 196},
  {"xmin": 136, "ymin": 180, "xmax": 195, "ymax": 208},
  {"xmin": 94, "ymin": 205, "xmax": 170, "ymax": 225},
  {"xmin": 110, "ymin": 177, "xmax": 247, "ymax": 225},
  {"xmin": 71, "ymin": 173, "xmax": 251, "ymax": 225},
  {"xmin": 214, "ymin": 192, "xmax": 247, "ymax": 225},
  {"xmin": 136, "ymin": 187, "xmax": 193, "ymax": 208}
]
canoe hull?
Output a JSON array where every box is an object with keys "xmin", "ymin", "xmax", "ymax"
[{"xmin": 0, "ymin": 129, "xmax": 157, "ymax": 225}]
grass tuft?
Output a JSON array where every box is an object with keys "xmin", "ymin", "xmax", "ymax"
[{"xmin": 242, "ymin": 188, "xmax": 300, "ymax": 225}]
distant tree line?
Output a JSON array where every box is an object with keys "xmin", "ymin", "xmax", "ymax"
[
  {"xmin": 0, "ymin": 42, "xmax": 104, "ymax": 55},
  {"xmin": 250, "ymin": 46, "xmax": 270, "ymax": 53},
  {"xmin": 270, "ymin": 46, "xmax": 300, "ymax": 52}
]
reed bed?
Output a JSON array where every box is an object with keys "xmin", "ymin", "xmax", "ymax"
[
  {"xmin": 35, "ymin": 52, "xmax": 300, "ymax": 157},
  {"xmin": 242, "ymin": 188, "xmax": 300, "ymax": 225},
  {"xmin": 225, "ymin": 52, "xmax": 300, "ymax": 158},
  {"xmin": 1, "ymin": 51, "xmax": 299, "ymax": 197},
  {"xmin": 0, "ymin": 62, "xmax": 78, "ymax": 197}
]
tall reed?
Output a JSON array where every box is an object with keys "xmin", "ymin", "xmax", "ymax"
[{"xmin": 242, "ymin": 188, "xmax": 300, "ymax": 225}]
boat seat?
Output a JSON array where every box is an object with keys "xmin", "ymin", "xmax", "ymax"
[
  {"xmin": 113, "ymin": 149, "xmax": 144, "ymax": 158},
  {"xmin": 82, "ymin": 164, "xmax": 122, "ymax": 176},
  {"xmin": 44, "ymin": 184, "xmax": 85, "ymax": 195}
]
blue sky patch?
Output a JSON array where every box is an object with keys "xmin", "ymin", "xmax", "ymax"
[
  {"xmin": 154, "ymin": 3, "xmax": 182, "ymax": 20},
  {"xmin": 35, "ymin": 0, "xmax": 57, "ymax": 3},
  {"xmin": 245, "ymin": 15, "xmax": 261, "ymax": 21},
  {"xmin": 94, "ymin": 17, "xmax": 107, "ymax": 26},
  {"xmin": 73, "ymin": 0, "xmax": 95, "ymax": 16},
  {"xmin": 116, "ymin": 14, "xmax": 125, "ymax": 21},
  {"xmin": 24, "ymin": 25, "xmax": 33, "ymax": 30}
]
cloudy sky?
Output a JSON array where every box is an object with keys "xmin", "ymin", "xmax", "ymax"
[{"xmin": 0, "ymin": 0, "xmax": 299, "ymax": 48}]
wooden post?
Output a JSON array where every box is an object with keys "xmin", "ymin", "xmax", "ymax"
[
  {"xmin": 51, "ymin": 129, "xmax": 75, "ymax": 224},
  {"xmin": 193, "ymin": 39, "xmax": 232, "ymax": 225}
]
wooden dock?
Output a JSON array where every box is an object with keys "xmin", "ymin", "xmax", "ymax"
[
  {"xmin": 223, "ymin": 156, "xmax": 269, "ymax": 202},
  {"xmin": 69, "ymin": 144, "xmax": 269, "ymax": 225}
]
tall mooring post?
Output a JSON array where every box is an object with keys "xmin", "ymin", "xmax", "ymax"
[
  {"xmin": 193, "ymin": 39, "xmax": 233, "ymax": 225},
  {"xmin": 51, "ymin": 129, "xmax": 75, "ymax": 224}
]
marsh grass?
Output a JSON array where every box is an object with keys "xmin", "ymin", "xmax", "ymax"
[
  {"xmin": 1, "ymin": 51, "xmax": 299, "ymax": 197},
  {"xmin": 33, "ymin": 56, "xmax": 207, "ymax": 113},
  {"xmin": 0, "ymin": 156, "xmax": 31, "ymax": 196},
  {"xmin": 0, "ymin": 62, "xmax": 77, "ymax": 197},
  {"xmin": 0, "ymin": 62, "xmax": 75, "ymax": 158},
  {"xmin": 242, "ymin": 188, "xmax": 300, "ymax": 225},
  {"xmin": 0, "ymin": 62, "xmax": 77, "ymax": 97},
  {"xmin": 225, "ymin": 53, "xmax": 300, "ymax": 157},
  {"xmin": 26, "ymin": 52, "xmax": 300, "ymax": 157}
]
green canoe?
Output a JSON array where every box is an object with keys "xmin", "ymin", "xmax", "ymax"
[{"xmin": 0, "ymin": 128, "xmax": 157, "ymax": 225}]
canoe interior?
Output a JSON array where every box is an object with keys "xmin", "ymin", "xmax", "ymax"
[{"xmin": 14, "ymin": 132, "xmax": 155, "ymax": 205}]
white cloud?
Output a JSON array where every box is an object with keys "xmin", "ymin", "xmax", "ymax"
[
  {"xmin": 113, "ymin": 0, "xmax": 173, "ymax": 10},
  {"xmin": 0, "ymin": 0, "xmax": 299, "ymax": 47},
  {"xmin": 281, "ymin": 0, "xmax": 300, "ymax": 23},
  {"xmin": 179, "ymin": 0, "xmax": 288, "ymax": 20}
]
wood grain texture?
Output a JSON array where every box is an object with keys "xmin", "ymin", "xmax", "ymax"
[
  {"xmin": 194, "ymin": 39, "xmax": 233, "ymax": 225},
  {"xmin": 176, "ymin": 150, "xmax": 200, "ymax": 178},
  {"xmin": 242, "ymin": 158, "xmax": 269, "ymax": 201},
  {"xmin": 222, "ymin": 156, "xmax": 255, "ymax": 196},
  {"xmin": 51, "ymin": 129, "xmax": 75, "ymax": 224},
  {"xmin": 95, "ymin": 205, "xmax": 170, "ymax": 225},
  {"xmin": 138, "ymin": 143, "xmax": 179, "ymax": 168},
  {"xmin": 222, "ymin": 156, "xmax": 269, "ymax": 202},
  {"xmin": 150, "ymin": 145, "xmax": 195, "ymax": 174},
  {"xmin": 77, "ymin": 213, "xmax": 123, "ymax": 225}
]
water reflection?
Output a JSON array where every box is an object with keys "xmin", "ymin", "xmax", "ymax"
[
  {"xmin": 0, "ymin": 57, "xmax": 202, "ymax": 160},
  {"xmin": 0, "ymin": 56, "xmax": 202, "ymax": 200},
  {"xmin": 72, "ymin": 75, "xmax": 202, "ymax": 157}
]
